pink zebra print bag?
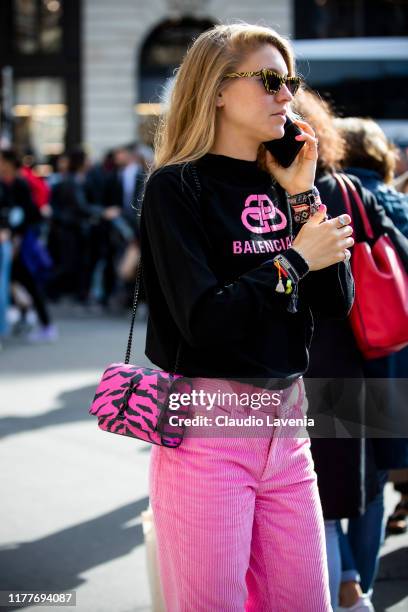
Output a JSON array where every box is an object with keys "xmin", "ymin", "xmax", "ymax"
[{"xmin": 89, "ymin": 261, "xmax": 192, "ymax": 448}]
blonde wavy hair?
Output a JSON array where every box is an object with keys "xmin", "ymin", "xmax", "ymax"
[{"xmin": 148, "ymin": 22, "xmax": 297, "ymax": 180}]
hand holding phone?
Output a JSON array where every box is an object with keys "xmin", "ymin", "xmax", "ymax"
[
  {"xmin": 262, "ymin": 118, "xmax": 318, "ymax": 195},
  {"xmin": 263, "ymin": 117, "xmax": 305, "ymax": 168}
]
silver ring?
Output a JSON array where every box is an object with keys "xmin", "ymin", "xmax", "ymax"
[
  {"xmin": 338, "ymin": 215, "xmax": 347, "ymax": 227},
  {"xmin": 344, "ymin": 249, "xmax": 351, "ymax": 262}
]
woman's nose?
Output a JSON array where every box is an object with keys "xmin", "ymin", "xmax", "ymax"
[{"xmin": 275, "ymin": 84, "xmax": 293, "ymax": 103}]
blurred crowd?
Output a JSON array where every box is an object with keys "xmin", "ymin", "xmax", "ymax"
[
  {"xmin": 1, "ymin": 118, "xmax": 407, "ymax": 350},
  {"xmin": 0, "ymin": 141, "xmax": 152, "ymax": 345}
]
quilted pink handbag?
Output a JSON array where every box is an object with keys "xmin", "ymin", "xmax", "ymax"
[{"xmin": 88, "ymin": 261, "xmax": 192, "ymax": 448}]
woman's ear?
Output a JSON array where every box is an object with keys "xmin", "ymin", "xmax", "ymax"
[{"xmin": 215, "ymin": 91, "xmax": 225, "ymax": 109}]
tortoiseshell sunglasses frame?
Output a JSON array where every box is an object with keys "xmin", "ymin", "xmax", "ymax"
[{"xmin": 224, "ymin": 68, "xmax": 302, "ymax": 95}]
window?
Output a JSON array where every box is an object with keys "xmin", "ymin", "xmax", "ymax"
[
  {"xmin": 139, "ymin": 17, "xmax": 214, "ymax": 104},
  {"xmin": 14, "ymin": 78, "xmax": 66, "ymax": 156},
  {"xmin": 14, "ymin": 0, "xmax": 63, "ymax": 54},
  {"xmin": 298, "ymin": 59, "xmax": 408, "ymax": 119},
  {"xmin": 295, "ymin": 0, "xmax": 408, "ymax": 39}
]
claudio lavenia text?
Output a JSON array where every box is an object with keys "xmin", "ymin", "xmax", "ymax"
[{"xmin": 167, "ymin": 414, "xmax": 315, "ymax": 428}]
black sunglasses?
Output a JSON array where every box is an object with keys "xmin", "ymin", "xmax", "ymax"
[{"xmin": 224, "ymin": 68, "xmax": 302, "ymax": 96}]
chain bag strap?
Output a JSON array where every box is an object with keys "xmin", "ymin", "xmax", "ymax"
[
  {"xmin": 122, "ymin": 164, "xmax": 203, "ymax": 374},
  {"xmin": 189, "ymin": 160, "xmax": 202, "ymax": 202},
  {"xmin": 124, "ymin": 160, "xmax": 204, "ymax": 371},
  {"xmin": 124, "ymin": 259, "xmax": 182, "ymax": 373}
]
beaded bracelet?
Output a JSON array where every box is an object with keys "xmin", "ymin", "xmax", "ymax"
[
  {"xmin": 272, "ymin": 254, "xmax": 302, "ymax": 313},
  {"xmin": 287, "ymin": 186, "xmax": 322, "ymax": 224},
  {"xmin": 273, "ymin": 252, "xmax": 309, "ymax": 285}
]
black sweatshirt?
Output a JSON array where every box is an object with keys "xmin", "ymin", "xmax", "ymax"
[{"xmin": 139, "ymin": 153, "xmax": 354, "ymax": 389}]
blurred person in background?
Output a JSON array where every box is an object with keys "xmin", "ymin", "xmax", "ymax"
[
  {"xmin": 102, "ymin": 149, "xmax": 116, "ymax": 174},
  {"xmin": 20, "ymin": 147, "xmax": 51, "ymax": 213},
  {"xmin": 0, "ymin": 149, "xmax": 57, "ymax": 343},
  {"xmin": 393, "ymin": 170, "xmax": 408, "ymax": 194},
  {"xmin": 393, "ymin": 143, "xmax": 408, "ymax": 183},
  {"xmin": 118, "ymin": 144, "xmax": 152, "ymax": 312},
  {"xmin": 48, "ymin": 149, "xmax": 96, "ymax": 305},
  {"xmin": 47, "ymin": 153, "xmax": 70, "ymax": 189},
  {"xmin": 105, "ymin": 143, "xmax": 145, "ymax": 205},
  {"xmin": 293, "ymin": 89, "xmax": 408, "ymax": 611},
  {"xmin": 336, "ymin": 116, "xmax": 408, "ymax": 541},
  {"xmin": 99, "ymin": 142, "xmax": 145, "ymax": 307},
  {"xmin": 19, "ymin": 148, "xmax": 53, "ymax": 288},
  {"xmin": 103, "ymin": 141, "xmax": 146, "ymax": 235},
  {"xmin": 0, "ymin": 188, "xmax": 12, "ymax": 347},
  {"xmin": 336, "ymin": 118, "xmax": 408, "ymax": 237},
  {"xmin": 85, "ymin": 151, "xmax": 111, "ymax": 207}
]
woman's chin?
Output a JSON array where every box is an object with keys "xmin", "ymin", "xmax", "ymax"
[{"xmin": 264, "ymin": 125, "xmax": 285, "ymax": 142}]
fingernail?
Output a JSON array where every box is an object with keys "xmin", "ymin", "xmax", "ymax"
[{"xmin": 319, "ymin": 204, "xmax": 326, "ymax": 212}]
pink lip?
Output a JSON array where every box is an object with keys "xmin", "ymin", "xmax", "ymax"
[{"xmin": 271, "ymin": 112, "xmax": 286, "ymax": 117}]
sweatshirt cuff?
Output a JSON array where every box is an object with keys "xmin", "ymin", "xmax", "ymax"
[
  {"xmin": 283, "ymin": 248, "xmax": 310, "ymax": 280},
  {"xmin": 260, "ymin": 248, "xmax": 310, "ymax": 283},
  {"xmin": 260, "ymin": 249, "xmax": 309, "ymax": 313}
]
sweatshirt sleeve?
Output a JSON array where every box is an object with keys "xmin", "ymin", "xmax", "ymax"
[
  {"xmin": 301, "ymin": 261, "xmax": 355, "ymax": 319},
  {"xmin": 141, "ymin": 168, "xmax": 309, "ymax": 349}
]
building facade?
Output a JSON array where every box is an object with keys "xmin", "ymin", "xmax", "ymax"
[
  {"xmin": 1, "ymin": 0, "xmax": 407, "ymax": 161},
  {"xmin": 82, "ymin": 0, "xmax": 292, "ymax": 157},
  {"xmin": 0, "ymin": 0, "xmax": 81, "ymax": 157},
  {"xmin": 0, "ymin": 0, "xmax": 291, "ymax": 159}
]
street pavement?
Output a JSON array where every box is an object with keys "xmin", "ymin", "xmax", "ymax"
[{"xmin": 0, "ymin": 308, "xmax": 407, "ymax": 612}]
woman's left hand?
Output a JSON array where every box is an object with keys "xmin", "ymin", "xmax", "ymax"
[{"xmin": 264, "ymin": 119, "xmax": 318, "ymax": 195}]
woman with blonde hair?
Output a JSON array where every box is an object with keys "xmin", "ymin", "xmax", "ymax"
[{"xmin": 140, "ymin": 22, "xmax": 355, "ymax": 611}]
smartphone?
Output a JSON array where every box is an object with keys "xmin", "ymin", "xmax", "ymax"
[{"xmin": 263, "ymin": 116, "xmax": 305, "ymax": 168}]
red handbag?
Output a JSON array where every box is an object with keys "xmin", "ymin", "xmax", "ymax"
[{"xmin": 334, "ymin": 172, "xmax": 408, "ymax": 359}]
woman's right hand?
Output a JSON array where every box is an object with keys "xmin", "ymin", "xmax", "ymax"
[{"xmin": 292, "ymin": 205, "xmax": 354, "ymax": 271}]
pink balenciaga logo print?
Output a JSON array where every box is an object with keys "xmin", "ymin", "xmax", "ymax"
[
  {"xmin": 233, "ymin": 193, "xmax": 291, "ymax": 255},
  {"xmin": 241, "ymin": 194, "xmax": 287, "ymax": 234}
]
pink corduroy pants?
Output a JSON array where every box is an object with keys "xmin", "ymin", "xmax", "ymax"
[{"xmin": 149, "ymin": 376, "xmax": 332, "ymax": 612}]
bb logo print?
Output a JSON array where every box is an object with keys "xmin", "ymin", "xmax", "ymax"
[{"xmin": 241, "ymin": 194, "xmax": 287, "ymax": 234}]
